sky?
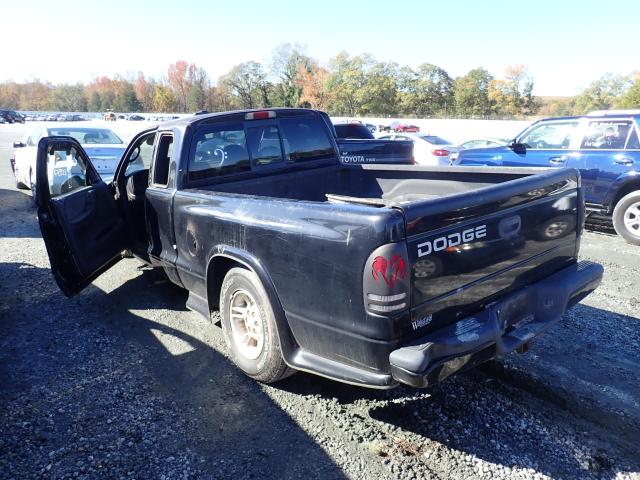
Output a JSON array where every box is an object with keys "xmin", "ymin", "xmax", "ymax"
[{"xmin": 1, "ymin": 0, "xmax": 638, "ymax": 96}]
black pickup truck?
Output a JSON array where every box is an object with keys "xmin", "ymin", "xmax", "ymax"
[{"xmin": 35, "ymin": 108, "xmax": 603, "ymax": 389}]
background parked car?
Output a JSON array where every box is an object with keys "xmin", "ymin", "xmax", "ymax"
[
  {"xmin": 103, "ymin": 110, "xmax": 117, "ymax": 121},
  {"xmin": 453, "ymin": 111, "xmax": 640, "ymax": 245},
  {"xmin": 333, "ymin": 122, "xmax": 375, "ymax": 139},
  {"xmin": 458, "ymin": 137, "xmax": 509, "ymax": 149},
  {"xmin": 379, "ymin": 121, "xmax": 421, "ymax": 133},
  {"xmin": 12, "ymin": 125, "xmax": 127, "ymax": 198},
  {"xmin": 377, "ymin": 132, "xmax": 457, "ymax": 165},
  {"xmin": 0, "ymin": 109, "xmax": 26, "ymax": 124}
]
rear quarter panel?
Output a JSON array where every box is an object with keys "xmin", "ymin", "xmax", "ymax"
[{"xmin": 171, "ymin": 190, "xmax": 405, "ymax": 356}]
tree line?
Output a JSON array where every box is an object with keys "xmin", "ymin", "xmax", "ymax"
[{"xmin": 1, "ymin": 44, "xmax": 638, "ymax": 119}]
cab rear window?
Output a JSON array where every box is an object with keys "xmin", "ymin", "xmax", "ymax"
[
  {"xmin": 279, "ymin": 117, "xmax": 335, "ymax": 163},
  {"xmin": 188, "ymin": 115, "xmax": 335, "ymax": 181}
]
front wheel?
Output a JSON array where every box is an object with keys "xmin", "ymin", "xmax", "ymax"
[
  {"xmin": 220, "ymin": 268, "xmax": 292, "ymax": 383},
  {"xmin": 29, "ymin": 170, "xmax": 38, "ymax": 205},
  {"xmin": 612, "ymin": 191, "xmax": 640, "ymax": 245},
  {"xmin": 14, "ymin": 167, "xmax": 28, "ymax": 189}
]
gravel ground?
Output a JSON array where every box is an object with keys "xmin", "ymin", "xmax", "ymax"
[{"xmin": 1, "ymin": 123, "xmax": 639, "ymax": 479}]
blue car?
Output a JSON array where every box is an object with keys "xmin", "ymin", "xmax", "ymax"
[{"xmin": 453, "ymin": 110, "xmax": 640, "ymax": 245}]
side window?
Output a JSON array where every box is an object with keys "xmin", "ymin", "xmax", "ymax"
[
  {"xmin": 279, "ymin": 117, "xmax": 335, "ymax": 163},
  {"xmin": 46, "ymin": 145, "xmax": 89, "ymax": 197},
  {"xmin": 153, "ymin": 134, "xmax": 173, "ymax": 186},
  {"xmin": 246, "ymin": 125, "xmax": 283, "ymax": 166},
  {"xmin": 581, "ymin": 120, "xmax": 632, "ymax": 150},
  {"xmin": 519, "ymin": 122, "xmax": 579, "ymax": 149},
  {"xmin": 125, "ymin": 133, "xmax": 156, "ymax": 176},
  {"xmin": 188, "ymin": 124, "xmax": 250, "ymax": 180},
  {"xmin": 626, "ymin": 128, "xmax": 640, "ymax": 150}
]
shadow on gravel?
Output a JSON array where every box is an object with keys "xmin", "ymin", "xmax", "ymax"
[
  {"xmin": 274, "ymin": 302, "xmax": 640, "ymax": 479},
  {"xmin": 0, "ymin": 188, "xmax": 40, "ymax": 238},
  {"xmin": 0, "ymin": 262, "xmax": 346, "ymax": 479}
]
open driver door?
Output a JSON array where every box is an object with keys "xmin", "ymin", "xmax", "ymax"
[{"xmin": 36, "ymin": 136, "xmax": 128, "ymax": 296}]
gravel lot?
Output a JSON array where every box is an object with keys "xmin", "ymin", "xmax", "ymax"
[{"xmin": 1, "ymin": 122, "xmax": 638, "ymax": 479}]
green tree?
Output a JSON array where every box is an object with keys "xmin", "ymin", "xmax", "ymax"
[
  {"xmin": 573, "ymin": 74, "xmax": 632, "ymax": 113},
  {"xmin": 615, "ymin": 76, "xmax": 640, "ymax": 108},
  {"xmin": 358, "ymin": 61, "xmax": 399, "ymax": 116},
  {"xmin": 87, "ymin": 91, "xmax": 101, "ymax": 112},
  {"xmin": 113, "ymin": 80, "xmax": 141, "ymax": 112},
  {"xmin": 187, "ymin": 83, "xmax": 206, "ymax": 111},
  {"xmin": 50, "ymin": 84, "xmax": 88, "ymax": 111},
  {"xmin": 220, "ymin": 61, "xmax": 270, "ymax": 109},
  {"xmin": 325, "ymin": 52, "xmax": 373, "ymax": 116},
  {"xmin": 398, "ymin": 64, "xmax": 453, "ymax": 117},
  {"xmin": 453, "ymin": 68, "xmax": 494, "ymax": 118}
]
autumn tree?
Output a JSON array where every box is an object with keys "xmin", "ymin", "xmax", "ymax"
[
  {"xmin": 269, "ymin": 43, "xmax": 312, "ymax": 107},
  {"xmin": 134, "ymin": 72, "xmax": 156, "ymax": 112},
  {"xmin": 296, "ymin": 62, "xmax": 330, "ymax": 109},
  {"xmin": 152, "ymin": 85, "xmax": 178, "ymax": 112},
  {"xmin": 167, "ymin": 60, "xmax": 209, "ymax": 112},
  {"xmin": 489, "ymin": 65, "xmax": 538, "ymax": 117}
]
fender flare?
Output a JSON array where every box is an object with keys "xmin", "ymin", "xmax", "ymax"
[
  {"xmin": 603, "ymin": 172, "xmax": 640, "ymax": 210},
  {"xmin": 205, "ymin": 245, "xmax": 297, "ymax": 362}
]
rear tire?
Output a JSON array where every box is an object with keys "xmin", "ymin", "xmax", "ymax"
[
  {"xmin": 612, "ymin": 191, "xmax": 640, "ymax": 245},
  {"xmin": 220, "ymin": 267, "xmax": 292, "ymax": 383}
]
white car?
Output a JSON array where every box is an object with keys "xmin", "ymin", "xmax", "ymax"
[
  {"xmin": 377, "ymin": 132, "xmax": 458, "ymax": 166},
  {"xmin": 12, "ymin": 125, "xmax": 126, "ymax": 196}
]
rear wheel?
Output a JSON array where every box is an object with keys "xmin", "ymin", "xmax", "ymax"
[
  {"xmin": 612, "ymin": 191, "xmax": 640, "ymax": 245},
  {"xmin": 220, "ymin": 267, "xmax": 292, "ymax": 383}
]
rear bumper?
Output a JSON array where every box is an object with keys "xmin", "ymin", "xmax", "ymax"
[{"xmin": 389, "ymin": 261, "xmax": 603, "ymax": 388}]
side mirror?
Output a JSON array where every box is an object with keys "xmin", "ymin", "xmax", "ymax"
[
  {"xmin": 13, "ymin": 141, "xmax": 25, "ymax": 148},
  {"xmin": 508, "ymin": 140, "xmax": 526, "ymax": 154}
]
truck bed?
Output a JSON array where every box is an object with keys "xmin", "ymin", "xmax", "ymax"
[{"xmin": 204, "ymin": 164, "xmax": 535, "ymax": 206}]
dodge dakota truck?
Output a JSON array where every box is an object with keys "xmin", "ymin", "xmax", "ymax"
[{"xmin": 35, "ymin": 108, "xmax": 603, "ymax": 389}]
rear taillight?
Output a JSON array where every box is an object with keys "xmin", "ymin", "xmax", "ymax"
[
  {"xmin": 245, "ymin": 111, "xmax": 276, "ymax": 120},
  {"xmin": 432, "ymin": 149, "xmax": 450, "ymax": 157},
  {"xmin": 364, "ymin": 242, "xmax": 410, "ymax": 315}
]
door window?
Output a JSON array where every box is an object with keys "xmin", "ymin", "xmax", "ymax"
[
  {"xmin": 188, "ymin": 124, "xmax": 250, "ymax": 180},
  {"xmin": 46, "ymin": 144, "xmax": 89, "ymax": 197},
  {"xmin": 626, "ymin": 128, "xmax": 640, "ymax": 150},
  {"xmin": 124, "ymin": 132, "xmax": 156, "ymax": 176},
  {"xmin": 581, "ymin": 120, "xmax": 632, "ymax": 150},
  {"xmin": 519, "ymin": 122, "xmax": 579, "ymax": 149},
  {"xmin": 153, "ymin": 134, "xmax": 173, "ymax": 186}
]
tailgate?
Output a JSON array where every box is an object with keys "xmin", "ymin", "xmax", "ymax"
[
  {"xmin": 400, "ymin": 168, "xmax": 582, "ymax": 331},
  {"xmin": 337, "ymin": 139, "xmax": 414, "ymax": 165}
]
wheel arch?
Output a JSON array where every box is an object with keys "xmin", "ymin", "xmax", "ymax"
[
  {"xmin": 607, "ymin": 176, "xmax": 640, "ymax": 212},
  {"xmin": 205, "ymin": 246, "xmax": 297, "ymax": 359}
]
